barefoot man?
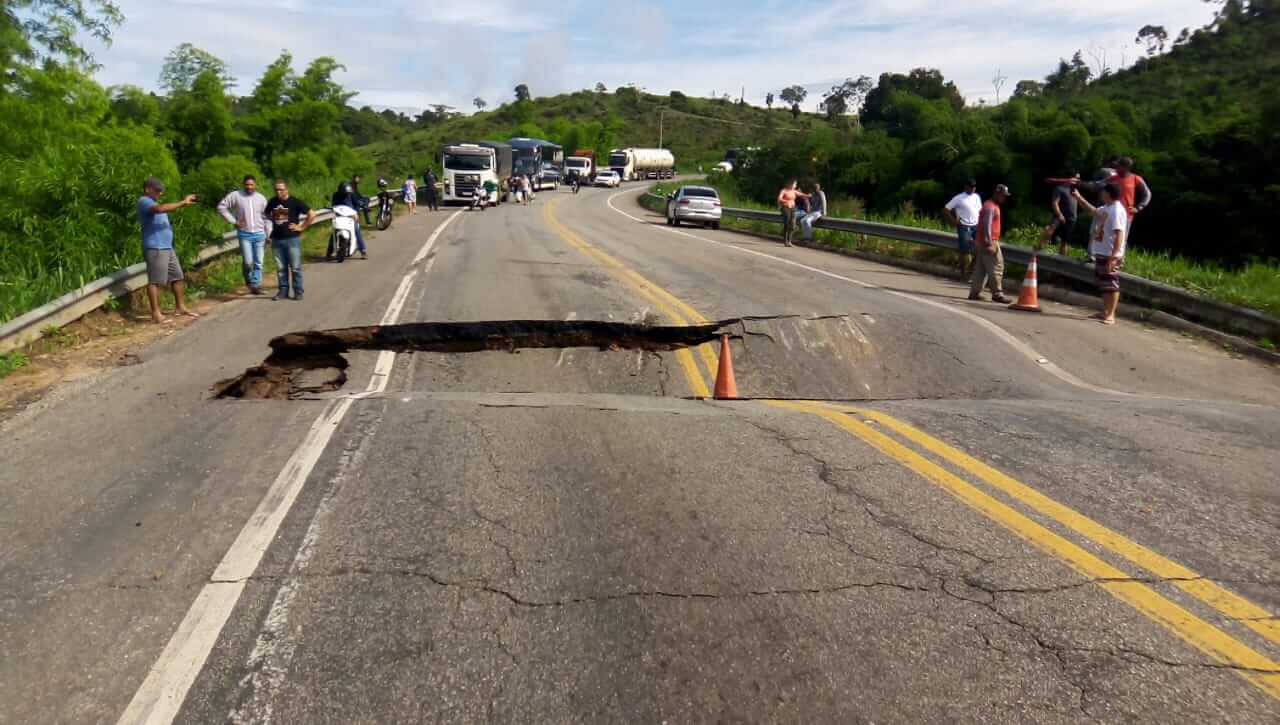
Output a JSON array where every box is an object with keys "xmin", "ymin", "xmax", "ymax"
[{"xmin": 137, "ymin": 176, "xmax": 199, "ymax": 323}]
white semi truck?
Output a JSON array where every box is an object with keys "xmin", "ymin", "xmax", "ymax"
[
  {"xmin": 607, "ymin": 148, "xmax": 675, "ymax": 182},
  {"xmin": 441, "ymin": 142, "xmax": 511, "ymax": 205}
]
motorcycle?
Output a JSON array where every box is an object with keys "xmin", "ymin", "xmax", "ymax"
[
  {"xmin": 327, "ymin": 205, "xmax": 360, "ymax": 262},
  {"xmin": 469, "ymin": 186, "xmax": 490, "ymax": 211},
  {"xmin": 375, "ymin": 188, "xmax": 394, "ymax": 230}
]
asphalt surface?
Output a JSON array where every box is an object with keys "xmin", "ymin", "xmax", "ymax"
[{"xmin": 1, "ymin": 184, "xmax": 1278, "ymax": 724}]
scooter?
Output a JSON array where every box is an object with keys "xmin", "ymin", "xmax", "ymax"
[
  {"xmin": 327, "ymin": 205, "xmax": 359, "ymax": 262},
  {"xmin": 469, "ymin": 187, "xmax": 490, "ymax": 211}
]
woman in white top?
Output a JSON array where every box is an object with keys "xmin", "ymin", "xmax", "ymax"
[{"xmin": 401, "ymin": 177, "xmax": 417, "ymax": 214}]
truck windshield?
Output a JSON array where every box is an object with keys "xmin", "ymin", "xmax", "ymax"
[
  {"xmin": 566, "ymin": 159, "xmax": 587, "ymax": 168},
  {"xmin": 608, "ymin": 154, "xmax": 628, "ymax": 166},
  {"xmin": 444, "ymin": 154, "xmax": 491, "ymax": 171}
]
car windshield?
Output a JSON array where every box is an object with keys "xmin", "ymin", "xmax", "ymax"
[
  {"xmin": 443, "ymin": 154, "xmax": 491, "ymax": 171},
  {"xmin": 682, "ymin": 188, "xmax": 718, "ymax": 198}
]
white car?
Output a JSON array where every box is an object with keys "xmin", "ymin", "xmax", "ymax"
[
  {"xmin": 594, "ymin": 169, "xmax": 621, "ymax": 188},
  {"xmin": 666, "ymin": 185, "xmax": 722, "ymax": 229}
]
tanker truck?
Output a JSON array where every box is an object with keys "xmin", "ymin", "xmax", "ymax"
[{"xmin": 607, "ymin": 148, "xmax": 676, "ymax": 182}]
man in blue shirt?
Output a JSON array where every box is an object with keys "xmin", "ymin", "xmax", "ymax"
[{"xmin": 137, "ymin": 176, "xmax": 200, "ymax": 323}]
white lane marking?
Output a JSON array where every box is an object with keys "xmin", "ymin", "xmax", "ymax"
[
  {"xmin": 606, "ymin": 187, "xmax": 1130, "ymax": 398},
  {"xmin": 118, "ymin": 210, "xmax": 463, "ymax": 725}
]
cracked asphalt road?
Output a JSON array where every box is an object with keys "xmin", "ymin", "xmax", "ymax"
[{"xmin": 2, "ymin": 186, "xmax": 1278, "ymax": 723}]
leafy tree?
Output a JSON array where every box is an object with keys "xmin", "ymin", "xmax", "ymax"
[
  {"xmin": 595, "ymin": 82, "xmax": 607, "ymax": 93},
  {"xmin": 0, "ymin": 0, "xmax": 122, "ymax": 72},
  {"xmin": 473, "ymin": 97, "xmax": 486, "ymax": 110},
  {"xmin": 185, "ymin": 154, "xmax": 263, "ymax": 208},
  {"xmin": 820, "ymin": 76, "xmax": 872, "ymax": 120},
  {"xmin": 1043, "ymin": 51, "xmax": 1091, "ymax": 96},
  {"xmin": 1012, "ymin": 80, "xmax": 1044, "ymax": 99},
  {"xmin": 862, "ymin": 69, "xmax": 963, "ymax": 126},
  {"xmin": 107, "ymin": 85, "xmax": 160, "ymax": 126},
  {"xmin": 1136, "ymin": 25, "xmax": 1169, "ymax": 55},
  {"xmin": 779, "ymin": 85, "xmax": 807, "ymax": 106},
  {"xmin": 162, "ymin": 69, "xmax": 240, "ymax": 170},
  {"xmin": 514, "ymin": 83, "xmax": 531, "ymax": 102},
  {"xmin": 159, "ymin": 43, "xmax": 234, "ymax": 93}
]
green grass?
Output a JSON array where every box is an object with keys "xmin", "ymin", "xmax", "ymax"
[
  {"xmin": 0, "ymin": 351, "xmax": 28, "ymax": 379},
  {"xmin": 652, "ymin": 179, "xmax": 1280, "ymax": 319}
]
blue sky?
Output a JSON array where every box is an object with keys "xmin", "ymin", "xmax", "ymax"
[{"xmin": 88, "ymin": 0, "xmax": 1218, "ymax": 113}]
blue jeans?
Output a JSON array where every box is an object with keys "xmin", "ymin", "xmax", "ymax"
[
  {"xmin": 238, "ymin": 230, "xmax": 266, "ymax": 287},
  {"xmin": 355, "ymin": 221, "xmax": 366, "ymax": 254},
  {"xmin": 956, "ymin": 225, "xmax": 977, "ymax": 253},
  {"xmin": 272, "ymin": 237, "xmax": 303, "ymax": 296},
  {"xmin": 801, "ymin": 212, "xmax": 823, "ymax": 241}
]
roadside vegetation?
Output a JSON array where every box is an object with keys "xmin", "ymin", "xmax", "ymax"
[{"xmin": 1, "ymin": 7, "xmax": 374, "ymax": 325}]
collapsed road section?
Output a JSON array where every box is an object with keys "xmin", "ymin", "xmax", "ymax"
[{"xmin": 215, "ymin": 319, "xmax": 733, "ymax": 400}]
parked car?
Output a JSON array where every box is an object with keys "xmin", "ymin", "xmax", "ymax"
[
  {"xmin": 666, "ymin": 185, "xmax": 722, "ymax": 228},
  {"xmin": 594, "ymin": 169, "xmax": 621, "ymax": 188}
]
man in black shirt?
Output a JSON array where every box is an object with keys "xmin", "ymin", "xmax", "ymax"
[
  {"xmin": 351, "ymin": 174, "xmax": 372, "ymax": 225},
  {"xmin": 266, "ymin": 179, "xmax": 316, "ymax": 301}
]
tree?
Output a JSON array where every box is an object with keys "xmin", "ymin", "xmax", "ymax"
[
  {"xmin": 473, "ymin": 97, "xmax": 487, "ymax": 111},
  {"xmin": 0, "ymin": 0, "xmax": 122, "ymax": 72},
  {"xmin": 766, "ymin": 92, "xmax": 774, "ymax": 109},
  {"xmin": 108, "ymin": 85, "xmax": 160, "ymax": 126},
  {"xmin": 158, "ymin": 43, "xmax": 234, "ymax": 93},
  {"xmin": 861, "ymin": 69, "xmax": 964, "ymax": 125},
  {"xmin": 1012, "ymin": 80, "xmax": 1044, "ymax": 99},
  {"xmin": 791, "ymin": 103, "xmax": 801, "ymax": 120},
  {"xmin": 779, "ymin": 85, "xmax": 808, "ymax": 106},
  {"xmin": 1136, "ymin": 25, "xmax": 1169, "ymax": 56},
  {"xmin": 162, "ymin": 68, "xmax": 240, "ymax": 170},
  {"xmin": 1043, "ymin": 51, "xmax": 1092, "ymax": 96},
  {"xmin": 514, "ymin": 83, "xmax": 531, "ymax": 102},
  {"xmin": 820, "ymin": 76, "xmax": 872, "ymax": 120},
  {"xmin": 594, "ymin": 82, "xmax": 607, "ymax": 93}
]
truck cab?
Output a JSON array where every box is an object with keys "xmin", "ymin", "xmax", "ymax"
[
  {"xmin": 565, "ymin": 156, "xmax": 594, "ymax": 182},
  {"xmin": 442, "ymin": 144, "xmax": 499, "ymax": 205}
]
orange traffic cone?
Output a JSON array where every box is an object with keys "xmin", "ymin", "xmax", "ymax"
[
  {"xmin": 713, "ymin": 334, "xmax": 739, "ymax": 399},
  {"xmin": 1010, "ymin": 253, "xmax": 1042, "ymax": 312}
]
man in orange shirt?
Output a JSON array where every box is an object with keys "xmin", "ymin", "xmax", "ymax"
[
  {"xmin": 777, "ymin": 180, "xmax": 809, "ymax": 246},
  {"xmin": 968, "ymin": 184, "xmax": 1013, "ymax": 304}
]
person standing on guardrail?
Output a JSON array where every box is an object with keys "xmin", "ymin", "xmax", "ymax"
[
  {"xmin": 266, "ymin": 179, "xmax": 315, "ymax": 301},
  {"xmin": 1039, "ymin": 173, "xmax": 1080, "ymax": 257},
  {"xmin": 944, "ymin": 179, "xmax": 982, "ymax": 279},
  {"xmin": 137, "ymin": 177, "xmax": 200, "ymax": 324},
  {"xmin": 968, "ymin": 184, "xmax": 1013, "ymax": 304},
  {"xmin": 216, "ymin": 175, "xmax": 269, "ymax": 295},
  {"xmin": 777, "ymin": 180, "xmax": 809, "ymax": 246},
  {"xmin": 801, "ymin": 182, "xmax": 827, "ymax": 242}
]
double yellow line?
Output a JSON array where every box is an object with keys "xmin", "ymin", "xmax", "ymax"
[{"xmin": 543, "ymin": 197, "xmax": 1280, "ymax": 701}]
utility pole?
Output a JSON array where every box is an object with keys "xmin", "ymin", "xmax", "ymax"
[{"xmin": 658, "ymin": 108, "xmax": 666, "ymax": 148}]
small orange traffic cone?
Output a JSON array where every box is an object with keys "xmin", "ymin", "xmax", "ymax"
[
  {"xmin": 713, "ymin": 334, "xmax": 739, "ymax": 399},
  {"xmin": 1010, "ymin": 253, "xmax": 1042, "ymax": 312}
]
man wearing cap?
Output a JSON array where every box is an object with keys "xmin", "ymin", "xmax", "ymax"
[
  {"xmin": 137, "ymin": 176, "xmax": 200, "ymax": 323},
  {"xmin": 943, "ymin": 179, "xmax": 981, "ymax": 278},
  {"xmin": 969, "ymin": 184, "xmax": 1012, "ymax": 304}
]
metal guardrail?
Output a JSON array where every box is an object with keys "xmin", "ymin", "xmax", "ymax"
[
  {"xmin": 714, "ymin": 203, "xmax": 1280, "ymax": 341},
  {"xmin": 0, "ymin": 193, "xmax": 401, "ymax": 354}
]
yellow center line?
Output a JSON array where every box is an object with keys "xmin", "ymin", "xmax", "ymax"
[
  {"xmin": 768, "ymin": 400, "xmax": 1280, "ymax": 700},
  {"xmin": 543, "ymin": 199, "xmax": 712, "ymax": 397},
  {"xmin": 816, "ymin": 402, "xmax": 1280, "ymax": 647},
  {"xmin": 542, "ymin": 195, "xmax": 1280, "ymax": 701}
]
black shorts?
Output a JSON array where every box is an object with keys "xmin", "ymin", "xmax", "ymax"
[
  {"xmin": 1095, "ymin": 259, "xmax": 1121, "ymax": 292},
  {"xmin": 1047, "ymin": 217, "xmax": 1076, "ymax": 243}
]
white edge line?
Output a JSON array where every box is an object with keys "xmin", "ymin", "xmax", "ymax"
[
  {"xmin": 117, "ymin": 210, "xmax": 463, "ymax": 725},
  {"xmin": 606, "ymin": 187, "xmax": 1130, "ymax": 398}
]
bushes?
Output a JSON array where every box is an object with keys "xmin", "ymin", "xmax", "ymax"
[
  {"xmin": 271, "ymin": 149, "xmax": 329, "ymax": 183},
  {"xmin": 185, "ymin": 154, "xmax": 263, "ymax": 209}
]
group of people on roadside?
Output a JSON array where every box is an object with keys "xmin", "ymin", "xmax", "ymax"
[
  {"xmin": 138, "ymin": 174, "xmax": 315, "ymax": 322},
  {"xmin": 776, "ymin": 181, "xmax": 827, "ymax": 246},
  {"xmin": 943, "ymin": 157, "xmax": 1150, "ymax": 325}
]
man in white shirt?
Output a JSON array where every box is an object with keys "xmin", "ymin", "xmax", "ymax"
[
  {"xmin": 1089, "ymin": 183, "xmax": 1129, "ymax": 325},
  {"xmin": 943, "ymin": 179, "xmax": 981, "ymax": 278},
  {"xmin": 217, "ymin": 175, "xmax": 270, "ymax": 295}
]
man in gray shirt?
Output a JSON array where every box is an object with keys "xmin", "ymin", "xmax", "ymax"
[
  {"xmin": 800, "ymin": 182, "xmax": 827, "ymax": 242},
  {"xmin": 217, "ymin": 175, "xmax": 270, "ymax": 295}
]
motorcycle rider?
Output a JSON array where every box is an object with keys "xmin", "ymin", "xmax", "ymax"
[
  {"xmin": 330, "ymin": 180, "xmax": 367, "ymax": 259},
  {"xmin": 350, "ymin": 174, "xmax": 372, "ymax": 226}
]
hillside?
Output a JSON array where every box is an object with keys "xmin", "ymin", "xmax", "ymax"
[{"xmin": 358, "ymin": 88, "xmax": 830, "ymax": 178}]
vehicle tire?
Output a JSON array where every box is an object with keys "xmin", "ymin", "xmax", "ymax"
[
  {"xmin": 377, "ymin": 209, "xmax": 392, "ymax": 231},
  {"xmin": 336, "ymin": 236, "xmax": 347, "ymax": 263},
  {"xmin": 672, "ymin": 216, "xmax": 680, "ymax": 227},
  {"xmin": 713, "ymin": 222, "xmax": 721, "ymax": 230}
]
